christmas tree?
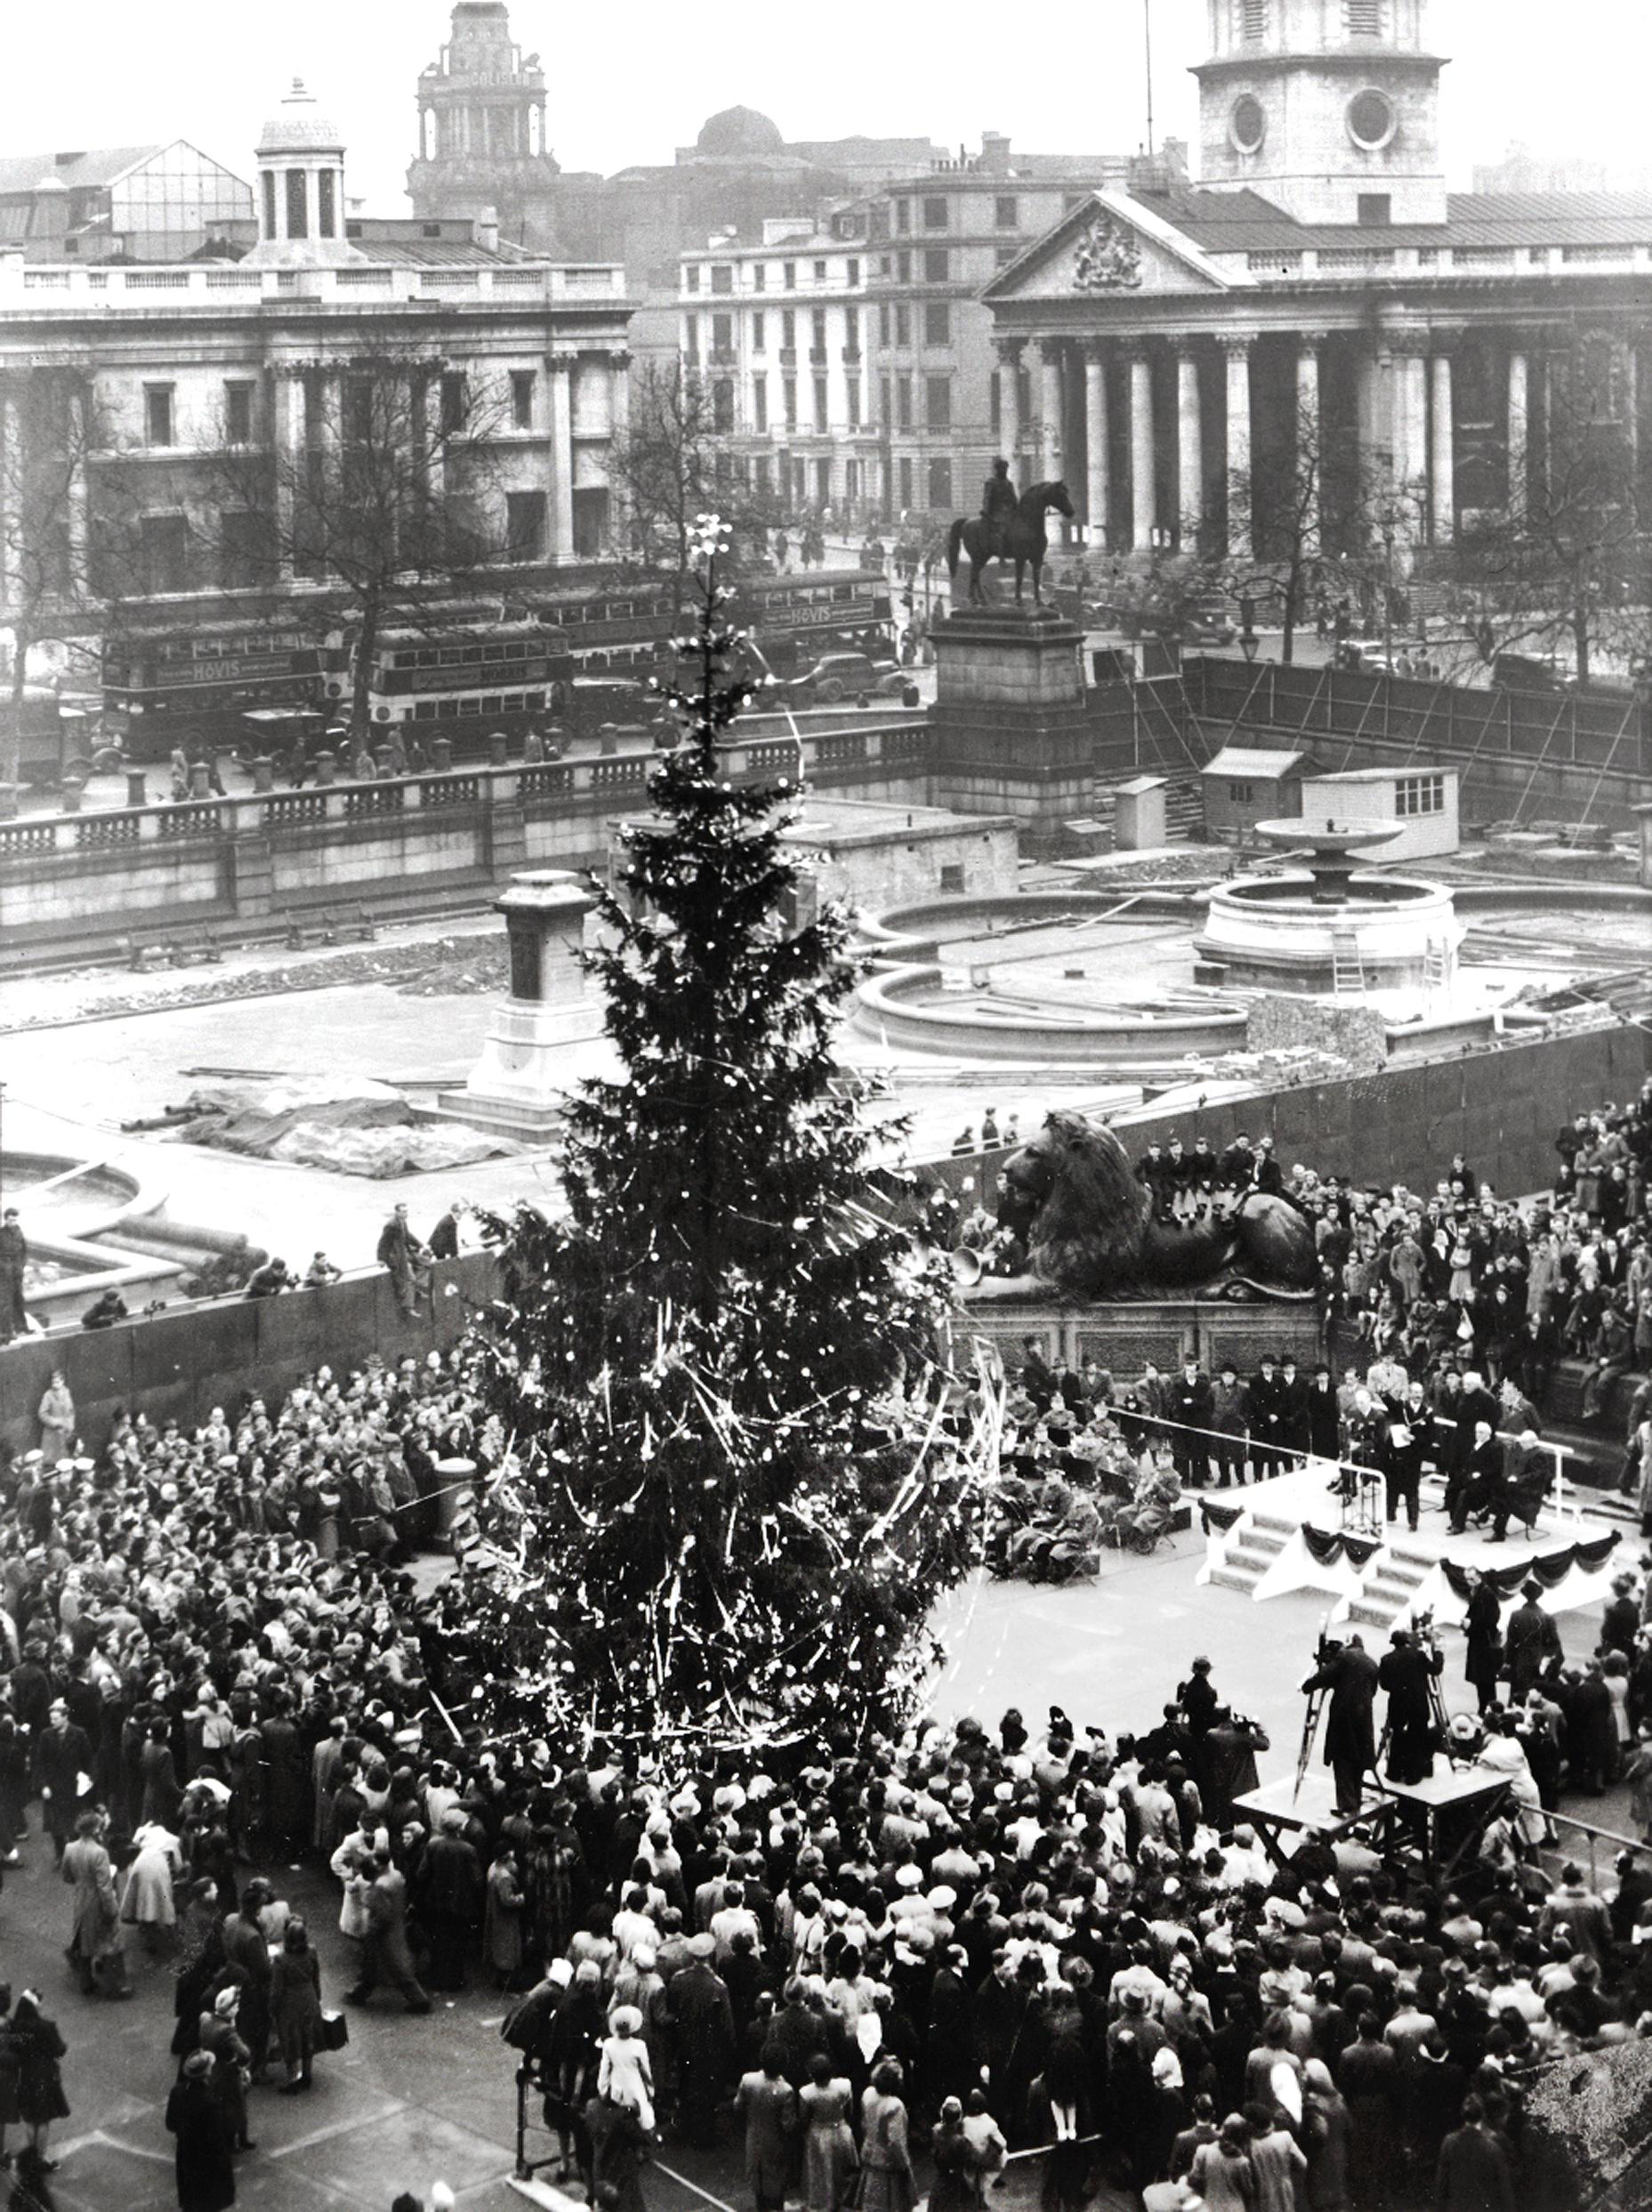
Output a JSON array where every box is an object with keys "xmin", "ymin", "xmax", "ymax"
[{"xmin": 463, "ymin": 516, "xmax": 995, "ymax": 1753}]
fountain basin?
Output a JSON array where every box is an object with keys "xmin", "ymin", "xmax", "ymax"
[{"xmin": 1198, "ymin": 868, "xmax": 1460, "ymax": 992}]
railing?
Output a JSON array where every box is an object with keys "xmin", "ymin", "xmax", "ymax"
[
  {"xmin": 153, "ymin": 801, "xmax": 225, "ymax": 841},
  {"xmin": 1537, "ymin": 1807, "xmax": 1644, "ymax": 1897},
  {"xmin": 0, "ymin": 715, "xmax": 931, "ymax": 860},
  {"xmin": 417, "ymin": 772, "xmax": 481, "ymax": 809},
  {"xmin": 342, "ymin": 782, "xmax": 406, "ymax": 819},
  {"xmin": 0, "ymin": 259, "xmax": 628, "ymax": 311}
]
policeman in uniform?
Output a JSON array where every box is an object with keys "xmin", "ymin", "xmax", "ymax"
[{"xmin": 980, "ymin": 457, "xmax": 1018, "ymax": 559}]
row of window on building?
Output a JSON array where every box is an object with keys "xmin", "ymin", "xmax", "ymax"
[
  {"xmin": 716, "ymin": 448, "xmax": 953, "ymax": 513},
  {"xmin": 134, "ymin": 367, "xmax": 545, "ymax": 452},
  {"xmin": 682, "ymin": 301, "xmax": 963, "ymax": 360}
]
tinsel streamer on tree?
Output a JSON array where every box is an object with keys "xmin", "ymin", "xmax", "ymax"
[{"xmin": 453, "ymin": 516, "xmax": 1000, "ymax": 1753}]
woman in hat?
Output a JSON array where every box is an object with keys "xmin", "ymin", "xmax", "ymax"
[
  {"xmin": 1187, "ymin": 2112, "xmax": 1258, "ymax": 2210},
  {"xmin": 36, "ymin": 1372, "xmax": 75, "ymax": 1465},
  {"xmin": 7, "ymin": 1990, "xmax": 68, "ymax": 2173},
  {"xmin": 197, "ymin": 1983, "xmax": 254, "ymax": 2152},
  {"xmin": 856, "ymin": 2057, "xmax": 915, "ymax": 2212},
  {"xmin": 269, "ymin": 1919, "xmax": 324, "ymax": 2095},
  {"xmin": 165, "ymin": 2048, "xmax": 236, "ymax": 2212},
  {"xmin": 122, "ymin": 1818, "xmax": 186, "ymax": 1950},
  {"xmin": 800, "ymin": 2050, "xmax": 858, "ymax": 2212}
]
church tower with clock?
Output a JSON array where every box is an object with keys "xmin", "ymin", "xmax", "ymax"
[{"xmin": 1193, "ymin": 0, "xmax": 1447, "ymax": 227}]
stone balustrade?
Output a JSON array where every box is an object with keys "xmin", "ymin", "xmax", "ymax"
[
  {"xmin": 0, "ymin": 717, "xmax": 933, "ymax": 964},
  {"xmin": 0, "ymin": 260, "xmax": 626, "ymax": 313}
]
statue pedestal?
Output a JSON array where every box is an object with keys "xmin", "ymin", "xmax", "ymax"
[
  {"xmin": 439, "ymin": 869, "xmax": 598, "ymax": 1137},
  {"xmin": 931, "ymin": 606, "xmax": 1091, "ymax": 851}
]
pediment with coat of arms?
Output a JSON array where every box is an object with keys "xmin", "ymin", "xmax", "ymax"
[
  {"xmin": 984, "ymin": 193, "xmax": 1233, "ymax": 304},
  {"xmin": 1073, "ymin": 213, "xmax": 1143, "ymax": 292}
]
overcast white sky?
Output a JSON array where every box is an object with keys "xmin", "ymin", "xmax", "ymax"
[{"xmin": 1, "ymin": 0, "xmax": 1648, "ymax": 206}]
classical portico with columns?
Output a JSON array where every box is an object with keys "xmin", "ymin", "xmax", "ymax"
[{"xmin": 980, "ymin": 0, "xmax": 1651, "ymax": 567}]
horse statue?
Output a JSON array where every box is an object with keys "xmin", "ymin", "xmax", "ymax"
[{"xmin": 946, "ymin": 480, "xmax": 1076, "ymax": 608}]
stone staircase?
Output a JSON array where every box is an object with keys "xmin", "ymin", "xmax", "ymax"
[
  {"xmin": 1346, "ymin": 1536, "xmax": 1434, "ymax": 1632},
  {"xmin": 1207, "ymin": 1506, "xmax": 1294, "ymax": 1594}
]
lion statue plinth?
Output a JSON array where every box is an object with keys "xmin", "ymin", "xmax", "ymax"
[{"xmin": 974, "ymin": 1110, "xmax": 1318, "ymax": 1303}]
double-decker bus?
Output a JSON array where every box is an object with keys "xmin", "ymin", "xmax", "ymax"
[
  {"xmin": 101, "ymin": 619, "xmax": 321, "ymax": 760},
  {"xmin": 350, "ymin": 618, "xmax": 576, "ymax": 754},
  {"xmin": 528, "ymin": 567, "xmax": 894, "ymax": 681}
]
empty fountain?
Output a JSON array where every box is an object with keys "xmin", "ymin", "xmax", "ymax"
[{"xmin": 1197, "ymin": 819, "xmax": 1461, "ymax": 995}]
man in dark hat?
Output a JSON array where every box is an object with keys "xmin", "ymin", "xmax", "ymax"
[
  {"xmin": 1301, "ymin": 1635, "xmax": 1380, "ymax": 1815},
  {"xmin": 1248, "ymin": 1354, "xmax": 1286, "ymax": 1480},
  {"xmin": 1210, "ymin": 1360, "xmax": 1248, "ymax": 1487},
  {"xmin": 1167, "ymin": 1357, "xmax": 1214, "ymax": 1489},
  {"xmin": 1378, "ymin": 1628, "xmax": 1443, "ymax": 1786}
]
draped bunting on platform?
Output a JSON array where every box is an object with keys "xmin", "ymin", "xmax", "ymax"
[
  {"xmin": 1300, "ymin": 1524, "xmax": 1382, "ymax": 1570},
  {"xmin": 1439, "ymin": 1530, "xmax": 1619, "ymax": 1603},
  {"xmin": 1200, "ymin": 1498, "xmax": 1246, "ymax": 1536}
]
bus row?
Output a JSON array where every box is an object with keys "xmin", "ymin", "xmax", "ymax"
[{"xmin": 96, "ymin": 569, "xmax": 893, "ymax": 765}]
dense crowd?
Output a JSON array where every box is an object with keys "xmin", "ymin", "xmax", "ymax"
[
  {"xmin": 0, "ymin": 1082, "xmax": 1648, "ymax": 2208},
  {"xmin": 968, "ymin": 1085, "xmax": 1652, "ymax": 1594},
  {"xmin": 0, "ymin": 1339, "xmax": 1651, "ymax": 2212}
]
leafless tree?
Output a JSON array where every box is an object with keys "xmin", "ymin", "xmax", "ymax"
[
  {"xmin": 1456, "ymin": 333, "xmax": 1649, "ymax": 683},
  {"xmin": 202, "ymin": 343, "xmax": 515, "ymax": 739},
  {"xmin": 0, "ymin": 370, "xmax": 113, "ymax": 784},
  {"xmin": 604, "ymin": 359, "xmax": 765, "ymax": 585}
]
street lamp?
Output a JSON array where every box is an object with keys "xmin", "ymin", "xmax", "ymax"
[{"xmin": 1240, "ymin": 625, "xmax": 1259, "ymax": 664}]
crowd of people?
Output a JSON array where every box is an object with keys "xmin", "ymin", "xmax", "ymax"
[
  {"xmin": 0, "ymin": 1327, "xmax": 1649, "ymax": 2212},
  {"xmin": 0, "ymin": 1081, "xmax": 1649, "ymax": 2208}
]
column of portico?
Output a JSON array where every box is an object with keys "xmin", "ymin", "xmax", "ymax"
[
  {"xmin": 1083, "ymin": 343, "xmax": 1109, "ymax": 548},
  {"xmin": 0, "ymin": 381, "xmax": 18, "ymax": 601},
  {"xmin": 1176, "ymin": 351, "xmax": 1202, "ymax": 551},
  {"xmin": 66, "ymin": 381, "xmax": 89, "ymax": 584},
  {"xmin": 1223, "ymin": 335, "xmax": 1253, "ymax": 559},
  {"xmin": 1037, "ymin": 343, "xmax": 1063, "ymax": 481},
  {"xmin": 1501, "ymin": 349, "xmax": 1527, "ymax": 513},
  {"xmin": 271, "ymin": 368, "xmax": 301, "ymax": 584},
  {"xmin": 1295, "ymin": 335, "xmax": 1325, "ymax": 553},
  {"xmin": 1128, "ymin": 351, "xmax": 1156, "ymax": 550},
  {"xmin": 1430, "ymin": 348, "xmax": 1455, "ymax": 543},
  {"xmin": 547, "ymin": 351, "xmax": 576, "ymax": 563},
  {"xmin": 997, "ymin": 342, "xmax": 1024, "ymax": 484},
  {"xmin": 607, "ymin": 351, "xmax": 631, "ymax": 552}
]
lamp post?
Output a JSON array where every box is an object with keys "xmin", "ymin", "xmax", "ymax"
[{"xmin": 1240, "ymin": 625, "xmax": 1259, "ymax": 665}]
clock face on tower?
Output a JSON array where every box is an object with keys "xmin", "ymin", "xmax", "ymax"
[
  {"xmin": 1346, "ymin": 88, "xmax": 1398, "ymax": 151},
  {"xmin": 1229, "ymin": 95, "xmax": 1267, "ymax": 156}
]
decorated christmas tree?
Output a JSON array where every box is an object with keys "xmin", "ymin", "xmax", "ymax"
[{"xmin": 463, "ymin": 516, "xmax": 994, "ymax": 1753}]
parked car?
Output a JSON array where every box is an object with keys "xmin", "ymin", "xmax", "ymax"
[
  {"xmin": 1489, "ymin": 650, "xmax": 1575, "ymax": 693},
  {"xmin": 782, "ymin": 652, "xmax": 918, "ymax": 706},
  {"xmin": 1181, "ymin": 596, "xmax": 1237, "ymax": 646}
]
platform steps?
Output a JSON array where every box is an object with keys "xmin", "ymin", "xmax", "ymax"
[
  {"xmin": 1346, "ymin": 1539, "xmax": 1433, "ymax": 1631},
  {"xmin": 1207, "ymin": 1508, "xmax": 1294, "ymax": 1594}
]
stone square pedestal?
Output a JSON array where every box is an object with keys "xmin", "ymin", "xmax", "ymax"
[
  {"xmin": 439, "ymin": 868, "xmax": 597, "ymax": 1136},
  {"xmin": 931, "ymin": 605, "xmax": 1092, "ymax": 851}
]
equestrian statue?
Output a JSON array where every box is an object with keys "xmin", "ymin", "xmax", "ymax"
[{"xmin": 946, "ymin": 464, "xmax": 1076, "ymax": 608}]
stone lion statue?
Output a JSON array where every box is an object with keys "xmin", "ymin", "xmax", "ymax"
[{"xmin": 977, "ymin": 1110, "xmax": 1318, "ymax": 1302}]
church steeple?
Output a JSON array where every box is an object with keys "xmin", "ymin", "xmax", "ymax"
[
  {"xmin": 412, "ymin": 4, "xmax": 557, "ymax": 180},
  {"xmin": 1192, "ymin": 0, "xmax": 1447, "ymax": 226}
]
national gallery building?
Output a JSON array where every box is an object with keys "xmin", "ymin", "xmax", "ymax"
[{"xmin": 982, "ymin": 0, "xmax": 1652, "ymax": 562}]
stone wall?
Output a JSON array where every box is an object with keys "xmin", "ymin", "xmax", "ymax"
[
  {"xmin": 927, "ymin": 1021, "xmax": 1652, "ymax": 1212},
  {"xmin": 0, "ymin": 720, "xmax": 933, "ymax": 966},
  {"xmin": 0, "ymin": 1253, "xmax": 500, "ymax": 1457},
  {"xmin": 957, "ymin": 1293, "xmax": 1325, "ymax": 1379}
]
